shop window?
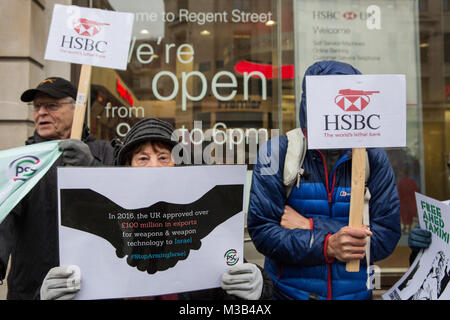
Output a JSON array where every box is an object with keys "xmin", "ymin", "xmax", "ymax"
[
  {"xmin": 445, "ymin": 77, "xmax": 450, "ymax": 101},
  {"xmin": 178, "ymin": 0, "xmax": 189, "ymax": 11},
  {"xmin": 199, "ymin": 61, "xmax": 211, "ymax": 72},
  {"xmin": 444, "ymin": 0, "xmax": 450, "ymax": 11},
  {"xmin": 420, "ymin": 32, "xmax": 429, "ymax": 64},
  {"xmin": 216, "ymin": 60, "xmax": 224, "ymax": 68},
  {"xmin": 422, "ymin": 77, "xmax": 430, "ymax": 102},
  {"xmin": 85, "ymin": 0, "xmax": 286, "ymax": 148},
  {"xmin": 445, "ymin": 33, "xmax": 450, "ymax": 63},
  {"xmin": 234, "ymin": 0, "xmax": 251, "ymax": 11},
  {"xmin": 419, "ymin": 0, "xmax": 428, "ymax": 12}
]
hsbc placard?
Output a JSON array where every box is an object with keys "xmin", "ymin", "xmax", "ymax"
[
  {"xmin": 306, "ymin": 74, "xmax": 406, "ymax": 149},
  {"xmin": 45, "ymin": 5, "xmax": 134, "ymax": 70}
]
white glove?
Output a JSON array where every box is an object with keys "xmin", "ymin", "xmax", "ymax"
[
  {"xmin": 221, "ymin": 263, "xmax": 263, "ymax": 300},
  {"xmin": 40, "ymin": 265, "xmax": 81, "ymax": 300}
]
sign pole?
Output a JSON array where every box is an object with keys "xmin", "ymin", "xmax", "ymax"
[
  {"xmin": 346, "ymin": 147, "xmax": 366, "ymax": 272},
  {"xmin": 70, "ymin": 64, "xmax": 92, "ymax": 140}
]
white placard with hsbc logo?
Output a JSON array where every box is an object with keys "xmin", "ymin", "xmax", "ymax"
[
  {"xmin": 305, "ymin": 74, "xmax": 406, "ymax": 150},
  {"xmin": 44, "ymin": 4, "xmax": 134, "ymax": 70}
]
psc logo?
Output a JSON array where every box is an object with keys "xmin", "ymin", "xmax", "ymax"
[
  {"xmin": 73, "ymin": 18, "xmax": 110, "ymax": 37},
  {"xmin": 335, "ymin": 89, "xmax": 379, "ymax": 111},
  {"xmin": 224, "ymin": 249, "xmax": 239, "ymax": 266},
  {"xmin": 9, "ymin": 156, "xmax": 40, "ymax": 182}
]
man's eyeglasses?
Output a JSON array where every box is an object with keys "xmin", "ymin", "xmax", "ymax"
[{"xmin": 28, "ymin": 101, "xmax": 74, "ymax": 112}]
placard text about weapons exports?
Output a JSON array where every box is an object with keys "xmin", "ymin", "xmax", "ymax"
[{"xmin": 57, "ymin": 165, "xmax": 246, "ymax": 300}]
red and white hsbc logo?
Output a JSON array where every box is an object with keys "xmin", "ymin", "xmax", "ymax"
[
  {"xmin": 73, "ymin": 18, "xmax": 110, "ymax": 37},
  {"xmin": 325, "ymin": 88, "xmax": 381, "ymax": 131},
  {"xmin": 334, "ymin": 89, "xmax": 379, "ymax": 111},
  {"xmin": 60, "ymin": 17, "xmax": 110, "ymax": 53}
]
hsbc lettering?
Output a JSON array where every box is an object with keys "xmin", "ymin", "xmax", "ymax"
[
  {"xmin": 312, "ymin": 10, "xmax": 377, "ymax": 21},
  {"xmin": 313, "ymin": 11, "xmax": 341, "ymax": 20},
  {"xmin": 324, "ymin": 114, "xmax": 381, "ymax": 131},
  {"xmin": 60, "ymin": 35, "xmax": 108, "ymax": 53}
]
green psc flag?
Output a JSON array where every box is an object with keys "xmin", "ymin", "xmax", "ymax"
[{"xmin": 0, "ymin": 140, "xmax": 62, "ymax": 224}]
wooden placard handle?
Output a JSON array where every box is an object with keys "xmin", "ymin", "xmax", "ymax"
[
  {"xmin": 346, "ymin": 148, "xmax": 366, "ymax": 272},
  {"xmin": 70, "ymin": 64, "xmax": 92, "ymax": 140}
]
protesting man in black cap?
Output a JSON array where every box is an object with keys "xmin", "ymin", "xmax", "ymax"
[{"xmin": 0, "ymin": 77, "xmax": 114, "ymax": 299}]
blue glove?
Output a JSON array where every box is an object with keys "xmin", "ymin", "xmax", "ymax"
[{"xmin": 408, "ymin": 226, "xmax": 432, "ymax": 250}]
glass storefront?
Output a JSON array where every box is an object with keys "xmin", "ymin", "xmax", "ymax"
[
  {"xmin": 73, "ymin": 0, "xmax": 450, "ymax": 273},
  {"xmin": 75, "ymin": 0, "xmax": 295, "ymax": 167}
]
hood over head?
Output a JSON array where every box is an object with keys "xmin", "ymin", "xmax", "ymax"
[{"xmin": 299, "ymin": 60, "xmax": 361, "ymax": 130}]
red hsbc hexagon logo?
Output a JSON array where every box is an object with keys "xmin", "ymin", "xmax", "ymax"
[
  {"xmin": 342, "ymin": 11, "xmax": 358, "ymax": 20},
  {"xmin": 335, "ymin": 89, "xmax": 379, "ymax": 111},
  {"xmin": 73, "ymin": 18, "xmax": 110, "ymax": 37}
]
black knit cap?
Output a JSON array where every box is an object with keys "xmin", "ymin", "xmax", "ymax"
[
  {"xmin": 115, "ymin": 118, "xmax": 177, "ymax": 165},
  {"xmin": 20, "ymin": 77, "xmax": 77, "ymax": 102}
]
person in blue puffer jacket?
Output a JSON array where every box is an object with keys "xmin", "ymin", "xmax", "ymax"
[{"xmin": 247, "ymin": 60, "xmax": 401, "ymax": 300}]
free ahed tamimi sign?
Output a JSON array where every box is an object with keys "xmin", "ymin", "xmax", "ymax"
[
  {"xmin": 383, "ymin": 193, "xmax": 450, "ymax": 300},
  {"xmin": 45, "ymin": 4, "xmax": 134, "ymax": 70},
  {"xmin": 305, "ymin": 74, "xmax": 406, "ymax": 150}
]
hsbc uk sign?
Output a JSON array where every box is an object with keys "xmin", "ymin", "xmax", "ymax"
[
  {"xmin": 305, "ymin": 74, "xmax": 406, "ymax": 150},
  {"xmin": 45, "ymin": 4, "xmax": 134, "ymax": 70},
  {"xmin": 312, "ymin": 5, "xmax": 381, "ymax": 25}
]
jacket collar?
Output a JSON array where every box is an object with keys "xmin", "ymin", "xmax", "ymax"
[{"xmin": 26, "ymin": 125, "xmax": 92, "ymax": 145}]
